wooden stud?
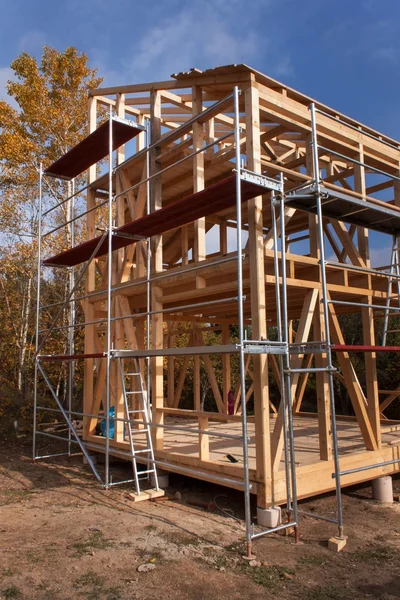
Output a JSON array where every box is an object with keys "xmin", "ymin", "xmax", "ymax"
[
  {"xmin": 150, "ymin": 89, "xmax": 164, "ymax": 451},
  {"xmin": 198, "ymin": 416, "xmax": 210, "ymax": 461},
  {"xmin": 83, "ymin": 96, "xmax": 98, "ymax": 439},
  {"xmin": 271, "ymin": 289, "xmax": 319, "ymax": 471}
]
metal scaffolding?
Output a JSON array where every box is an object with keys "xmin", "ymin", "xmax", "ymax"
[
  {"xmin": 285, "ymin": 101, "xmax": 400, "ymax": 540},
  {"xmin": 32, "ymin": 84, "xmax": 400, "ymax": 556}
]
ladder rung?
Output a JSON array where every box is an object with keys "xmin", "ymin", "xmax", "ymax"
[
  {"xmin": 125, "ymin": 372, "xmax": 141, "ymax": 376},
  {"xmin": 133, "ymin": 449, "xmax": 152, "ymax": 454},
  {"xmin": 138, "ymin": 469, "xmax": 155, "ymax": 475},
  {"xmin": 129, "ymin": 428, "xmax": 150, "ymax": 434},
  {"xmin": 126, "ymin": 391, "xmax": 142, "ymax": 395},
  {"xmin": 128, "ymin": 409, "xmax": 145, "ymax": 414}
]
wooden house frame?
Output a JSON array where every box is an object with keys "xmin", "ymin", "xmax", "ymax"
[{"xmin": 35, "ymin": 65, "xmax": 400, "ymax": 550}]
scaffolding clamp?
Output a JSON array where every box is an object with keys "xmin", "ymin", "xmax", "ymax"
[
  {"xmin": 238, "ymin": 169, "xmax": 282, "ymax": 192},
  {"xmin": 243, "ymin": 341, "xmax": 288, "ymax": 355},
  {"xmin": 289, "ymin": 342, "xmax": 329, "ymax": 355}
]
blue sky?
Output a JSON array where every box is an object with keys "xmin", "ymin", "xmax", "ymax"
[
  {"xmin": 1, "ymin": 0, "xmax": 400, "ymax": 262},
  {"xmin": 1, "ymin": 0, "xmax": 400, "ymax": 137}
]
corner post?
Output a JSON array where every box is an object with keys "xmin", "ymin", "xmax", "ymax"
[
  {"xmin": 150, "ymin": 90, "xmax": 164, "ymax": 450},
  {"xmin": 245, "ymin": 77, "xmax": 272, "ymax": 507},
  {"xmin": 83, "ymin": 96, "xmax": 97, "ymax": 440}
]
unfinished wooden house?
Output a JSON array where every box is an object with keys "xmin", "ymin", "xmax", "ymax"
[{"xmin": 35, "ymin": 64, "xmax": 400, "ymax": 552}]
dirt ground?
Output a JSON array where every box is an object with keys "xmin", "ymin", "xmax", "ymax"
[{"xmin": 0, "ymin": 436, "xmax": 399, "ymax": 600}]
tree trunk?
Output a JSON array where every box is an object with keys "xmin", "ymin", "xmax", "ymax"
[{"xmin": 18, "ymin": 276, "xmax": 32, "ymax": 394}]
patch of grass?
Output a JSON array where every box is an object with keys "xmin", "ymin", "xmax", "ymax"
[
  {"xmin": 201, "ymin": 546, "xmax": 218, "ymax": 558},
  {"xmin": 36, "ymin": 582, "xmax": 50, "ymax": 591},
  {"xmin": 161, "ymin": 530, "xmax": 201, "ymax": 547},
  {"xmin": 212, "ymin": 554, "xmax": 231, "ymax": 570},
  {"xmin": 136, "ymin": 548, "xmax": 163, "ymax": 562},
  {"xmin": 74, "ymin": 571, "xmax": 106, "ymax": 600},
  {"xmin": 304, "ymin": 584, "xmax": 353, "ymax": 600},
  {"xmin": 350, "ymin": 545, "xmax": 396, "ymax": 564},
  {"xmin": 224, "ymin": 542, "xmax": 243, "ymax": 554},
  {"xmin": 39, "ymin": 591, "xmax": 58, "ymax": 600},
  {"xmin": 2, "ymin": 568, "xmax": 15, "ymax": 577},
  {"xmin": 144, "ymin": 524, "xmax": 157, "ymax": 533},
  {"xmin": 244, "ymin": 564, "xmax": 295, "ymax": 589},
  {"xmin": 72, "ymin": 531, "xmax": 113, "ymax": 557},
  {"xmin": 74, "ymin": 572, "xmax": 123, "ymax": 600},
  {"xmin": 105, "ymin": 589, "xmax": 124, "ymax": 600},
  {"xmin": 75, "ymin": 571, "xmax": 105, "ymax": 588},
  {"xmin": 298, "ymin": 554, "xmax": 328, "ymax": 567},
  {"xmin": 1, "ymin": 489, "xmax": 32, "ymax": 504},
  {"xmin": 35, "ymin": 582, "xmax": 60, "ymax": 599},
  {"xmin": 118, "ymin": 540, "xmax": 134, "ymax": 548},
  {"xmin": 25, "ymin": 550, "xmax": 42, "ymax": 564},
  {"xmin": 2, "ymin": 586, "xmax": 22, "ymax": 599}
]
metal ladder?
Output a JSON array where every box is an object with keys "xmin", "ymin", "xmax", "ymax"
[
  {"xmin": 382, "ymin": 234, "xmax": 400, "ymax": 345},
  {"xmin": 118, "ymin": 357, "xmax": 159, "ymax": 495}
]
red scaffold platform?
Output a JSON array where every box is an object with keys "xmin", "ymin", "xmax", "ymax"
[{"xmin": 43, "ymin": 175, "xmax": 269, "ymax": 267}]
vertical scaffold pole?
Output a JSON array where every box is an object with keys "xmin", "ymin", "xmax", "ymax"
[
  {"xmin": 146, "ymin": 120, "xmax": 151, "ymax": 410},
  {"xmin": 68, "ymin": 178, "xmax": 76, "ymax": 455},
  {"xmin": 382, "ymin": 234, "xmax": 400, "ymax": 346},
  {"xmin": 271, "ymin": 187, "xmax": 293, "ymax": 519},
  {"xmin": 233, "ymin": 86, "xmax": 252, "ymax": 557},
  {"xmin": 279, "ymin": 173, "xmax": 299, "ymax": 539},
  {"xmin": 105, "ymin": 108, "xmax": 113, "ymax": 488},
  {"xmin": 33, "ymin": 163, "xmax": 43, "ymax": 460},
  {"xmin": 310, "ymin": 102, "xmax": 344, "ymax": 538}
]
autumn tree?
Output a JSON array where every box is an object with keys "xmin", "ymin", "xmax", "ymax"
[{"xmin": 0, "ymin": 46, "xmax": 102, "ymax": 410}]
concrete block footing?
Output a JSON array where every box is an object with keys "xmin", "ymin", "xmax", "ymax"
[
  {"xmin": 257, "ymin": 506, "xmax": 282, "ymax": 528},
  {"xmin": 372, "ymin": 476, "xmax": 393, "ymax": 503},
  {"xmin": 83, "ymin": 453, "xmax": 98, "ymax": 466},
  {"xmin": 151, "ymin": 469, "xmax": 169, "ymax": 489}
]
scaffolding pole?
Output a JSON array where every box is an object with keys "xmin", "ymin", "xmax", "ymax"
[
  {"xmin": 233, "ymin": 86, "xmax": 253, "ymax": 558},
  {"xmin": 277, "ymin": 179, "xmax": 300, "ymax": 541},
  {"xmin": 309, "ymin": 103, "xmax": 344, "ymax": 538}
]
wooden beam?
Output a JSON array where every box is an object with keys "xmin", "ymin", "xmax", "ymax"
[
  {"xmin": 328, "ymin": 299, "xmax": 378, "ymax": 451},
  {"xmin": 246, "ymin": 80, "xmax": 271, "ymax": 507},
  {"xmin": 222, "ymin": 323, "xmax": 231, "ymax": 413},
  {"xmin": 294, "ymin": 353, "xmax": 314, "ymax": 413},
  {"xmin": 198, "ymin": 416, "xmax": 210, "ymax": 461},
  {"xmin": 355, "ymin": 150, "xmax": 381, "ymax": 448},
  {"xmin": 193, "ymin": 86, "xmax": 206, "ymax": 275},
  {"xmin": 83, "ymin": 96, "xmax": 98, "ymax": 440},
  {"xmin": 306, "ymin": 137, "xmax": 332, "ymax": 461},
  {"xmin": 271, "ymin": 289, "xmax": 319, "ymax": 471},
  {"xmin": 193, "ymin": 329, "xmax": 224, "ymax": 413},
  {"xmin": 150, "ymin": 90, "xmax": 164, "ymax": 451}
]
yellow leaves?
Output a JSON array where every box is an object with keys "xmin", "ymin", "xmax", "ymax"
[
  {"xmin": 2, "ymin": 46, "xmax": 103, "ymax": 167},
  {"xmin": 0, "ymin": 46, "xmax": 103, "ymax": 240},
  {"xmin": 0, "ymin": 46, "xmax": 104, "ymax": 403}
]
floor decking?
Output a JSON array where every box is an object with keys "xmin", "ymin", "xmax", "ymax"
[{"xmin": 159, "ymin": 415, "xmax": 400, "ymax": 470}]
